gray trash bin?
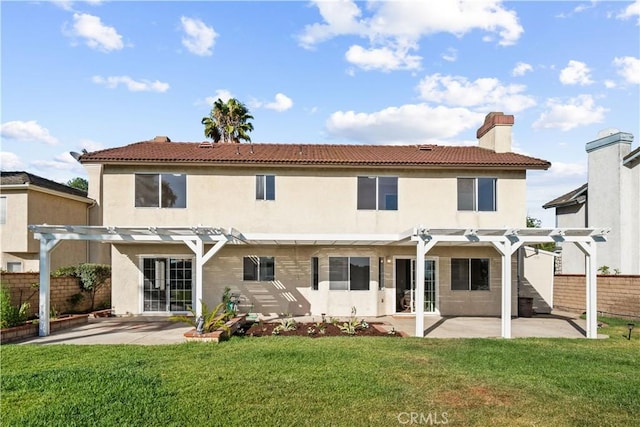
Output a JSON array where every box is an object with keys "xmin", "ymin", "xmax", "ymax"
[{"xmin": 518, "ymin": 297, "xmax": 534, "ymax": 318}]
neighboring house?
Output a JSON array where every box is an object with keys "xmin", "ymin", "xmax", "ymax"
[
  {"xmin": 0, "ymin": 171, "xmax": 94, "ymax": 272},
  {"xmin": 29, "ymin": 112, "xmax": 608, "ymax": 338},
  {"xmin": 544, "ymin": 129, "xmax": 639, "ymax": 274}
]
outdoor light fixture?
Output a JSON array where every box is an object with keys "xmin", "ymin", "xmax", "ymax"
[{"xmin": 627, "ymin": 323, "xmax": 635, "ymax": 340}]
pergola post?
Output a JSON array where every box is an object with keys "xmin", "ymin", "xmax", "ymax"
[
  {"xmin": 414, "ymin": 237, "xmax": 437, "ymax": 337},
  {"xmin": 183, "ymin": 238, "xmax": 228, "ymax": 317},
  {"xmin": 575, "ymin": 241, "xmax": 598, "ymax": 338},
  {"xmin": 39, "ymin": 238, "xmax": 61, "ymax": 336}
]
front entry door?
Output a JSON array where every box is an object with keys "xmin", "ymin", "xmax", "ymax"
[
  {"xmin": 142, "ymin": 257, "xmax": 193, "ymax": 312},
  {"xmin": 395, "ymin": 259, "xmax": 437, "ymax": 313}
]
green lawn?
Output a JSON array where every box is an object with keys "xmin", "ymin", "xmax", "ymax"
[{"xmin": 1, "ymin": 317, "xmax": 638, "ymax": 427}]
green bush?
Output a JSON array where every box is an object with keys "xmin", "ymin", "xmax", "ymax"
[
  {"xmin": 0, "ymin": 286, "xmax": 30, "ymax": 329},
  {"xmin": 75, "ymin": 264, "xmax": 111, "ymax": 311}
]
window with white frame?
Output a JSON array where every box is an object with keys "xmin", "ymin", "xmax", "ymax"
[
  {"xmin": 329, "ymin": 256, "xmax": 370, "ymax": 290},
  {"xmin": 6, "ymin": 262, "xmax": 22, "ymax": 272},
  {"xmin": 135, "ymin": 173, "xmax": 186, "ymax": 208},
  {"xmin": 451, "ymin": 258, "xmax": 490, "ymax": 291},
  {"xmin": 311, "ymin": 257, "xmax": 319, "ymax": 290},
  {"xmin": 457, "ymin": 177, "xmax": 496, "ymax": 211},
  {"xmin": 256, "ymin": 175, "xmax": 275, "ymax": 200},
  {"xmin": 0, "ymin": 197, "xmax": 6, "ymax": 224},
  {"xmin": 243, "ymin": 256, "xmax": 275, "ymax": 281},
  {"xmin": 357, "ymin": 176, "xmax": 397, "ymax": 210}
]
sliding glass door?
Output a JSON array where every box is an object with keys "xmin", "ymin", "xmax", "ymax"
[{"xmin": 142, "ymin": 257, "xmax": 193, "ymax": 312}]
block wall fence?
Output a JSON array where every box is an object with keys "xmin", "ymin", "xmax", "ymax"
[
  {"xmin": 554, "ymin": 274, "xmax": 640, "ymax": 320},
  {"xmin": 1, "ymin": 273, "xmax": 111, "ymax": 317}
]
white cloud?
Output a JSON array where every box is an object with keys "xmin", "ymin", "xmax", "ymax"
[
  {"xmin": 205, "ymin": 89, "xmax": 234, "ymax": 106},
  {"xmin": 78, "ymin": 139, "xmax": 104, "ymax": 152},
  {"xmin": 617, "ymin": 0, "xmax": 640, "ymax": 25},
  {"xmin": 53, "ymin": 0, "xmax": 104, "ymax": 11},
  {"xmin": 441, "ymin": 47, "xmax": 458, "ymax": 62},
  {"xmin": 345, "ymin": 42, "xmax": 421, "ymax": 71},
  {"xmin": 0, "ymin": 152, "xmax": 25, "ymax": 170},
  {"xmin": 533, "ymin": 95, "xmax": 607, "ymax": 131},
  {"xmin": 613, "ymin": 56, "xmax": 640, "ymax": 84},
  {"xmin": 298, "ymin": 0, "xmax": 523, "ymax": 71},
  {"xmin": 512, "ymin": 62, "xmax": 532, "ymax": 76},
  {"xmin": 180, "ymin": 17, "xmax": 217, "ymax": 56},
  {"xmin": 604, "ymin": 80, "xmax": 617, "ymax": 88},
  {"xmin": 67, "ymin": 13, "xmax": 124, "ymax": 52},
  {"xmin": 559, "ymin": 60, "xmax": 594, "ymax": 85},
  {"xmin": 325, "ymin": 104, "xmax": 484, "ymax": 144},
  {"xmin": 416, "ymin": 73, "xmax": 536, "ymax": 113},
  {"xmin": 0, "ymin": 120, "xmax": 59, "ymax": 145},
  {"xmin": 92, "ymin": 75, "xmax": 169, "ymax": 92},
  {"xmin": 265, "ymin": 93, "xmax": 293, "ymax": 112},
  {"xmin": 251, "ymin": 93, "xmax": 294, "ymax": 112}
]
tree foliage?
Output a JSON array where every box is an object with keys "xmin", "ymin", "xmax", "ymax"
[
  {"xmin": 66, "ymin": 177, "xmax": 88, "ymax": 191},
  {"xmin": 201, "ymin": 98, "xmax": 254, "ymax": 143},
  {"xmin": 75, "ymin": 264, "xmax": 111, "ymax": 311},
  {"xmin": 526, "ymin": 216, "xmax": 556, "ymax": 252}
]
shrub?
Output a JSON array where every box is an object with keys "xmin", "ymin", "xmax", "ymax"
[
  {"xmin": 0, "ymin": 286, "xmax": 30, "ymax": 329},
  {"xmin": 75, "ymin": 264, "xmax": 111, "ymax": 311},
  {"xmin": 170, "ymin": 300, "xmax": 231, "ymax": 334}
]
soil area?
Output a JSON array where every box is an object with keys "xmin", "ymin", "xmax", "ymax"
[{"xmin": 242, "ymin": 321, "xmax": 403, "ymax": 338}]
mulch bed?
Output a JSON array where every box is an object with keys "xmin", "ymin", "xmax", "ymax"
[{"xmin": 242, "ymin": 321, "xmax": 403, "ymax": 338}]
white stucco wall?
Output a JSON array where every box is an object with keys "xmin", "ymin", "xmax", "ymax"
[
  {"xmin": 99, "ymin": 165, "xmax": 528, "ymax": 234},
  {"xmin": 555, "ymin": 203, "xmax": 587, "ymax": 274},
  {"xmin": 521, "ymin": 246, "xmax": 555, "ymax": 306}
]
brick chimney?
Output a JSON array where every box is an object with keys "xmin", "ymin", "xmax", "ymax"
[{"xmin": 476, "ymin": 112, "xmax": 514, "ymax": 153}]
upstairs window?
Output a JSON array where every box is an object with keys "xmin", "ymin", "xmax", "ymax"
[
  {"xmin": 135, "ymin": 174, "xmax": 186, "ymax": 208},
  {"xmin": 457, "ymin": 178, "xmax": 496, "ymax": 211},
  {"xmin": 451, "ymin": 258, "xmax": 490, "ymax": 291},
  {"xmin": 256, "ymin": 175, "xmax": 275, "ymax": 200},
  {"xmin": 0, "ymin": 197, "xmax": 6, "ymax": 224},
  {"xmin": 329, "ymin": 256, "xmax": 370, "ymax": 290},
  {"xmin": 243, "ymin": 256, "xmax": 275, "ymax": 281},
  {"xmin": 357, "ymin": 176, "xmax": 397, "ymax": 210}
]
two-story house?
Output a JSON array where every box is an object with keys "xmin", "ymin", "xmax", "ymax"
[
  {"xmin": 544, "ymin": 129, "xmax": 639, "ymax": 274},
  {"xmin": 30, "ymin": 112, "xmax": 608, "ymax": 338},
  {"xmin": 0, "ymin": 171, "xmax": 94, "ymax": 272}
]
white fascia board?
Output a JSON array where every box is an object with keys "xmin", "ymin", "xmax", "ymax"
[{"xmin": 242, "ymin": 232, "xmax": 402, "ymax": 244}]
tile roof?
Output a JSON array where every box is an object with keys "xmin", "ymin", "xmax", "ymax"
[
  {"xmin": 80, "ymin": 141, "xmax": 551, "ymax": 169},
  {"xmin": 542, "ymin": 183, "xmax": 588, "ymax": 209},
  {"xmin": 0, "ymin": 171, "xmax": 89, "ymax": 198}
]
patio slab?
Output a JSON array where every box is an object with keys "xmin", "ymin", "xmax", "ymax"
[{"xmin": 14, "ymin": 311, "xmax": 600, "ymax": 345}]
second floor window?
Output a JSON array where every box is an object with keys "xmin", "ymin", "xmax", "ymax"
[
  {"xmin": 256, "ymin": 175, "xmax": 275, "ymax": 200},
  {"xmin": 457, "ymin": 177, "xmax": 496, "ymax": 211},
  {"xmin": 0, "ymin": 197, "xmax": 6, "ymax": 224},
  {"xmin": 135, "ymin": 174, "xmax": 187, "ymax": 208},
  {"xmin": 357, "ymin": 176, "xmax": 398, "ymax": 210}
]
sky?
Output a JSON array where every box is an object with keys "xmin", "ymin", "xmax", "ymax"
[{"xmin": 1, "ymin": 0, "xmax": 639, "ymax": 226}]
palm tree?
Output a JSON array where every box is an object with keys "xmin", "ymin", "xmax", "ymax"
[{"xmin": 201, "ymin": 98, "xmax": 254, "ymax": 143}]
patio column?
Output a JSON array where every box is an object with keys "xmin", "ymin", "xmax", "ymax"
[
  {"xmin": 38, "ymin": 237, "xmax": 61, "ymax": 336},
  {"xmin": 183, "ymin": 238, "xmax": 227, "ymax": 317},
  {"xmin": 492, "ymin": 239, "xmax": 512, "ymax": 338},
  {"xmin": 414, "ymin": 237, "xmax": 437, "ymax": 337},
  {"xmin": 575, "ymin": 241, "xmax": 598, "ymax": 339}
]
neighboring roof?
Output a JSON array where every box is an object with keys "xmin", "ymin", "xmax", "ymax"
[
  {"xmin": 79, "ymin": 140, "xmax": 551, "ymax": 169},
  {"xmin": 0, "ymin": 171, "xmax": 88, "ymax": 198},
  {"xmin": 543, "ymin": 183, "xmax": 588, "ymax": 209},
  {"xmin": 623, "ymin": 146, "xmax": 640, "ymax": 167}
]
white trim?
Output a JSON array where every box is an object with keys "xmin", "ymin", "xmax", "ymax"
[
  {"xmin": 138, "ymin": 254, "xmax": 195, "ymax": 314},
  {"xmin": 1, "ymin": 184, "xmax": 93, "ymax": 204}
]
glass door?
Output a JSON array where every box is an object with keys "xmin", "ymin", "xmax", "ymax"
[
  {"xmin": 395, "ymin": 259, "xmax": 437, "ymax": 313},
  {"xmin": 143, "ymin": 257, "xmax": 193, "ymax": 312}
]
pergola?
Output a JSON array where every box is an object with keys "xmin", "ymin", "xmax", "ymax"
[{"xmin": 29, "ymin": 225, "xmax": 608, "ymax": 339}]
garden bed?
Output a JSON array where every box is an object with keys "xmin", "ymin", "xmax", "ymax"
[
  {"xmin": 0, "ymin": 313, "xmax": 90, "ymax": 344},
  {"xmin": 243, "ymin": 320, "xmax": 406, "ymax": 338}
]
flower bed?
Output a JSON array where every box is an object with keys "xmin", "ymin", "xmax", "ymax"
[
  {"xmin": 183, "ymin": 315, "xmax": 246, "ymax": 343},
  {"xmin": 0, "ymin": 314, "xmax": 90, "ymax": 345},
  {"xmin": 244, "ymin": 321, "xmax": 406, "ymax": 338}
]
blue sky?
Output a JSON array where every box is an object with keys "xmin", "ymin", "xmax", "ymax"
[{"xmin": 1, "ymin": 0, "xmax": 639, "ymax": 226}]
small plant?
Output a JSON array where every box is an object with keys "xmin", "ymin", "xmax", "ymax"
[
  {"xmin": 330, "ymin": 317, "xmax": 340, "ymax": 326},
  {"xmin": 598, "ymin": 265, "xmax": 611, "ymax": 275},
  {"xmin": 0, "ymin": 286, "xmax": 30, "ymax": 329},
  {"xmin": 272, "ymin": 317, "xmax": 297, "ymax": 335},
  {"xmin": 50, "ymin": 305, "xmax": 60, "ymax": 320},
  {"xmin": 338, "ymin": 307, "xmax": 367, "ymax": 335},
  {"xmin": 307, "ymin": 326, "xmax": 316, "ymax": 335},
  {"xmin": 170, "ymin": 300, "xmax": 231, "ymax": 334}
]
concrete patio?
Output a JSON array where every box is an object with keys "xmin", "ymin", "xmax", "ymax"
[{"xmin": 14, "ymin": 311, "xmax": 598, "ymax": 345}]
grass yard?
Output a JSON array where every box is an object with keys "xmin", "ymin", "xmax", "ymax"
[{"xmin": 1, "ymin": 316, "xmax": 638, "ymax": 427}]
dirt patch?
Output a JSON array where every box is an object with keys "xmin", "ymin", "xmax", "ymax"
[
  {"xmin": 439, "ymin": 385, "xmax": 514, "ymax": 409},
  {"xmin": 243, "ymin": 321, "xmax": 403, "ymax": 338}
]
